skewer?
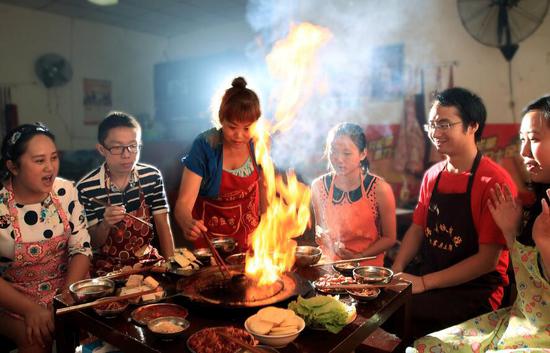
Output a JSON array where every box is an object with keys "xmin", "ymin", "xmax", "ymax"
[
  {"xmin": 310, "ymin": 256, "xmax": 377, "ymax": 267},
  {"xmin": 202, "ymin": 232, "xmax": 231, "ymax": 279},
  {"xmin": 218, "ymin": 332, "xmax": 268, "ymax": 353},
  {"xmin": 90, "ymin": 197, "xmax": 154, "ymax": 229},
  {"xmin": 56, "ymin": 287, "xmax": 160, "ymax": 315}
]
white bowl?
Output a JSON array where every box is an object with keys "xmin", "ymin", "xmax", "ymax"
[{"xmin": 244, "ymin": 314, "xmax": 305, "ymax": 348}]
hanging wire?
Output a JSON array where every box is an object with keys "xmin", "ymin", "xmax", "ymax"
[{"xmin": 507, "ymin": 60, "xmax": 516, "ymax": 123}]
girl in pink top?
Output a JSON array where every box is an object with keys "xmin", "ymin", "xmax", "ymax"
[{"xmin": 311, "ymin": 123, "xmax": 396, "ymax": 266}]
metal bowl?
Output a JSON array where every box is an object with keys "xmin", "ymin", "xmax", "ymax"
[
  {"xmin": 226, "ymin": 252, "xmax": 246, "ymax": 265},
  {"xmin": 346, "ymin": 288, "xmax": 381, "ymax": 302},
  {"xmin": 332, "ymin": 262, "xmax": 360, "ymax": 276},
  {"xmin": 211, "ymin": 237, "xmax": 237, "ymax": 255},
  {"xmin": 352, "ymin": 266, "xmax": 393, "ymax": 284},
  {"xmin": 93, "ymin": 297, "xmax": 129, "ymax": 318},
  {"xmin": 192, "ymin": 248, "xmax": 212, "ymax": 265},
  {"xmin": 294, "ymin": 246, "xmax": 322, "ymax": 267},
  {"xmin": 147, "ymin": 316, "xmax": 190, "ymax": 340},
  {"xmin": 69, "ymin": 278, "xmax": 115, "ymax": 303}
]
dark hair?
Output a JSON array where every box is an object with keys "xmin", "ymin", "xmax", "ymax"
[
  {"xmin": 218, "ymin": 77, "xmax": 261, "ymax": 125},
  {"xmin": 521, "ymin": 95, "xmax": 550, "ymax": 122},
  {"xmin": 0, "ymin": 122, "xmax": 56, "ymax": 179},
  {"xmin": 325, "ymin": 122, "xmax": 369, "ymax": 172},
  {"xmin": 517, "ymin": 95, "xmax": 550, "ymax": 246},
  {"xmin": 97, "ymin": 111, "xmax": 141, "ymax": 144},
  {"xmin": 434, "ymin": 87, "xmax": 486, "ymax": 141}
]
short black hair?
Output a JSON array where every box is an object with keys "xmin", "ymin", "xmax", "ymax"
[
  {"xmin": 522, "ymin": 95, "xmax": 550, "ymax": 121},
  {"xmin": 97, "ymin": 111, "xmax": 141, "ymax": 144},
  {"xmin": 435, "ymin": 87, "xmax": 486, "ymax": 141}
]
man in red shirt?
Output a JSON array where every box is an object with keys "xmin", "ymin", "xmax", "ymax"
[{"xmin": 391, "ymin": 87, "xmax": 516, "ymax": 338}]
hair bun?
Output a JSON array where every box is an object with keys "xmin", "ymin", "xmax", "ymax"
[{"xmin": 231, "ymin": 77, "xmax": 247, "ymax": 89}]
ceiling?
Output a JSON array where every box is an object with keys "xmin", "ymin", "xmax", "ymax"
[{"xmin": 0, "ymin": 0, "xmax": 249, "ymax": 37}]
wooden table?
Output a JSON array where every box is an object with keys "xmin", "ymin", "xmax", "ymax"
[{"xmin": 54, "ymin": 266, "xmax": 411, "ymax": 353}]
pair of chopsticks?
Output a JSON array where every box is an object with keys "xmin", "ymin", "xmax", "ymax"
[
  {"xmin": 310, "ymin": 256, "xmax": 377, "ymax": 267},
  {"xmin": 202, "ymin": 232, "xmax": 231, "ymax": 279},
  {"xmin": 218, "ymin": 332, "xmax": 269, "ymax": 353},
  {"xmin": 316, "ymin": 282, "xmax": 409, "ymax": 290},
  {"xmin": 100, "ymin": 264, "xmax": 160, "ymax": 280},
  {"xmin": 91, "ymin": 197, "xmax": 153, "ymax": 229},
  {"xmin": 56, "ymin": 287, "xmax": 160, "ymax": 315}
]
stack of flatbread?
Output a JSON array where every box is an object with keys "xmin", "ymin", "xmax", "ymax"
[{"xmin": 246, "ymin": 306, "xmax": 303, "ymax": 336}]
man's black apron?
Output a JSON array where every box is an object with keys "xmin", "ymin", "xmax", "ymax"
[{"xmin": 411, "ymin": 151, "xmax": 504, "ymax": 338}]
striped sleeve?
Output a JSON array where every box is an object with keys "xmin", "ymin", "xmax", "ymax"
[{"xmin": 139, "ymin": 164, "xmax": 169, "ymax": 214}]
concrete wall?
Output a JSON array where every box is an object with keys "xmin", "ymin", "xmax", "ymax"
[{"xmin": 0, "ymin": 3, "xmax": 167, "ymax": 150}]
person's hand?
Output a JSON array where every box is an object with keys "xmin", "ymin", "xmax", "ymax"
[
  {"xmin": 22, "ymin": 304, "xmax": 54, "ymax": 347},
  {"xmin": 396, "ymin": 273, "xmax": 426, "ymax": 294},
  {"xmin": 103, "ymin": 205, "xmax": 126, "ymax": 228},
  {"xmin": 488, "ymin": 183, "xmax": 522, "ymax": 245},
  {"xmin": 181, "ymin": 214, "xmax": 208, "ymax": 242},
  {"xmin": 533, "ymin": 189, "xmax": 550, "ymax": 250}
]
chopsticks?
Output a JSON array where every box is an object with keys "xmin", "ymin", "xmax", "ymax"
[
  {"xmin": 56, "ymin": 287, "xmax": 160, "ymax": 315},
  {"xmin": 90, "ymin": 197, "xmax": 153, "ymax": 229},
  {"xmin": 218, "ymin": 332, "xmax": 268, "ymax": 353},
  {"xmin": 316, "ymin": 282, "xmax": 409, "ymax": 290},
  {"xmin": 100, "ymin": 265, "xmax": 158, "ymax": 280},
  {"xmin": 310, "ymin": 256, "xmax": 377, "ymax": 267},
  {"xmin": 202, "ymin": 232, "xmax": 231, "ymax": 279}
]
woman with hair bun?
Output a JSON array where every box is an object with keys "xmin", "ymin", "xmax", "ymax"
[
  {"xmin": 311, "ymin": 122, "xmax": 396, "ymax": 265},
  {"xmin": 175, "ymin": 77, "xmax": 266, "ymax": 252},
  {"xmin": 0, "ymin": 123, "xmax": 91, "ymax": 353}
]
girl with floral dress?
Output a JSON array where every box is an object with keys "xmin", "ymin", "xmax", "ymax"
[
  {"xmin": 408, "ymin": 96, "xmax": 550, "ymax": 352},
  {"xmin": 0, "ymin": 123, "xmax": 91, "ymax": 353}
]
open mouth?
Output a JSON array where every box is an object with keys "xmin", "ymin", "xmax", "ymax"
[{"xmin": 42, "ymin": 175, "xmax": 54, "ymax": 185}]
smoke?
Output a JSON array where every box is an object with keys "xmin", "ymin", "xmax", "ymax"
[{"xmin": 245, "ymin": 0, "xmax": 435, "ymax": 182}]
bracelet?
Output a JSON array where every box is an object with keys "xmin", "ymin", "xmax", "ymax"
[{"xmin": 420, "ymin": 276, "xmax": 427, "ymax": 290}]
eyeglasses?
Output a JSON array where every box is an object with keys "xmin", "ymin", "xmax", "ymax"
[
  {"xmin": 103, "ymin": 144, "xmax": 142, "ymax": 155},
  {"xmin": 423, "ymin": 121, "xmax": 462, "ymax": 132}
]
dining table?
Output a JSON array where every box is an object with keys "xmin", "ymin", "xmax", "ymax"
[{"xmin": 54, "ymin": 263, "xmax": 412, "ymax": 353}]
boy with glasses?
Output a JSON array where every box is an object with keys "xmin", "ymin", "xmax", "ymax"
[
  {"xmin": 391, "ymin": 87, "xmax": 517, "ymax": 338},
  {"xmin": 77, "ymin": 111, "xmax": 175, "ymax": 275}
]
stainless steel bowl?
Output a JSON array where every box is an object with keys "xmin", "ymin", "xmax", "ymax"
[
  {"xmin": 346, "ymin": 288, "xmax": 381, "ymax": 302},
  {"xmin": 93, "ymin": 297, "xmax": 129, "ymax": 318},
  {"xmin": 352, "ymin": 266, "xmax": 393, "ymax": 284},
  {"xmin": 69, "ymin": 278, "xmax": 115, "ymax": 303},
  {"xmin": 332, "ymin": 261, "xmax": 360, "ymax": 276},
  {"xmin": 225, "ymin": 252, "xmax": 246, "ymax": 265},
  {"xmin": 211, "ymin": 237, "xmax": 237, "ymax": 255},
  {"xmin": 294, "ymin": 246, "xmax": 322, "ymax": 267},
  {"xmin": 147, "ymin": 316, "xmax": 190, "ymax": 340},
  {"xmin": 192, "ymin": 248, "xmax": 212, "ymax": 265}
]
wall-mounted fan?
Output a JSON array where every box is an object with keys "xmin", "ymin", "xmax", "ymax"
[
  {"xmin": 34, "ymin": 53, "xmax": 73, "ymax": 88},
  {"xmin": 457, "ymin": 0, "xmax": 549, "ymax": 61},
  {"xmin": 457, "ymin": 0, "xmax": 549, "ymax": 121}
]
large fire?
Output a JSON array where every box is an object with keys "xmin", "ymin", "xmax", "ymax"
[{"xmin": 245, "ymin": 23, "xmax": 332, "ymax": 285}]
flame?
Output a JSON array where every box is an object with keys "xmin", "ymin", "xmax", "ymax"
[{"xmin": 245, "ymin": 23, "xmax": 332, "ymax": 285}]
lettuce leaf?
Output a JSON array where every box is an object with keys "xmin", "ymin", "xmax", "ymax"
[{"xmin": 288, "ymin": 295, "xmax": 354, "ymax": 334}]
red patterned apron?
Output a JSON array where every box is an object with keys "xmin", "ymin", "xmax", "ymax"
[
  {"xmin": 2, "ymin": 182, "xmax": 70, "ymax": 314},
  {"xmin": 192, "ymin": 162, "xmax": 260, "ymax": 253},
  {"xmin": 324, "ymin": 173, "xmax": 384, "ymax": 266},
  {"xmin": 92, "ymin": 176, "xmax": 161, "ymax": 276}
]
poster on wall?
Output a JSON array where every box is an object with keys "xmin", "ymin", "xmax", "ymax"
[
  {"xmin": 369, "ymin": 44, "xmax": 404, "ymax": 100},
  {"xmin": 83, "ymin": 78, "xmax": 112, "ymax": 124}
]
